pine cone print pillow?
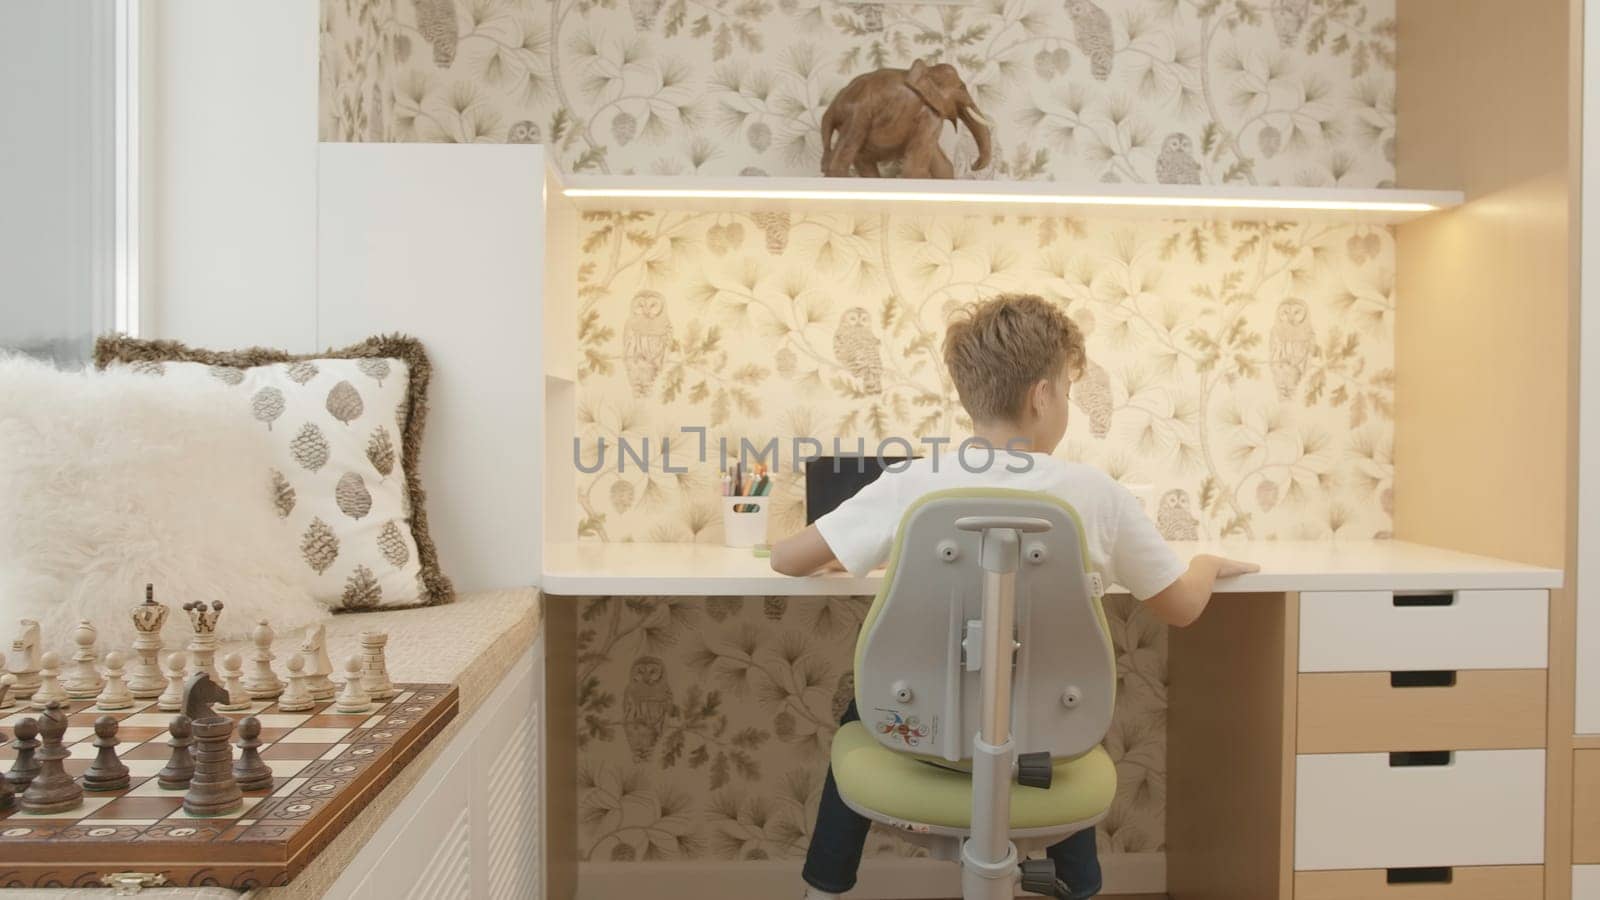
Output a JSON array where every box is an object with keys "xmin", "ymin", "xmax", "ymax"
[{"xmin": 94, "ymin": 334, "xmax": 455, "ymax": 611}]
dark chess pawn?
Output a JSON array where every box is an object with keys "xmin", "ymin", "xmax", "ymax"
[
  {"xmin": 183, "ymin": 715, "xmax": 241, "ymax": 816},
  {"xmin": 20, "ymin": 701, "xmax": 81, "ymax": 814},
  {"xmin": 83, "ymin": 715, "xmax": 130, "ymax": 792},
  {"xmin": 232, "ymin": 716, "xmax": 273, "ymax": 792},
  {"xmin": 0, "ymin": 728, "xmax": 13, "ymax": 811},
  {"xmin": 158, "ymin": 715, "xmax": 196, "ymax": 790},
  {"xmin": 5, "ymin": 716, "xmax": 40, "ymax": 791}
]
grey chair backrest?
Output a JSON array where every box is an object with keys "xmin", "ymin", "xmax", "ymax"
[{"xmin": 853, "ymin": 488, "xmax": 1117, "ymax": 763}]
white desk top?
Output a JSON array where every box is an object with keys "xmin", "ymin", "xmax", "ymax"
[{"xmin": 541, "ymin": 539, "xmax": 1562, "ymax": 596}]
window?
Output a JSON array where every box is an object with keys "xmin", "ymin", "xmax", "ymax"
[{"xmin": 0, "ymin": 0, "xmax": 139, "ymax": 366}]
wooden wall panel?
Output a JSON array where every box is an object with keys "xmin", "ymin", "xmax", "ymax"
[
  {"xmin": 1167, "ymin": 592, "xmax": 1293, "ymax": 900},
  {"xmin": 1395, "ymin": 0, "xmax": 1578, "ymax": 896},
  {"xmin": 1574, "ymin": 750, "xmax": 1600, "ymax": 864}
]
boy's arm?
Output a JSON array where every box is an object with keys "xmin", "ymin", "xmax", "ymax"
[
  {"xmin": 1143, "ymin": 554, "xmax": 1260, "ymax": 627},
  {"xmin": 771, "ymin": 525, "xmax": 844, "ymax": 576}
]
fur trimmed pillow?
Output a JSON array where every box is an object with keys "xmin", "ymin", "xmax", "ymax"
[
  {"xmin": 0, "ymin": 354, "xmax": 327, "ymax": 656},
  {"xmin": 94, "ymin": 335, "xmax": 454, "ymax": 611}
]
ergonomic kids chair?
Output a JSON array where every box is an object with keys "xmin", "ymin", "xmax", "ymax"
[{"xmin": 829, "ymin": 488, "xmax": 1118, "ymax": 900}]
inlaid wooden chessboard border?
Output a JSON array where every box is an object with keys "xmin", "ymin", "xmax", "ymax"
[{"xmin": 0, "ymin": 683, "xmax": 458, "ymax": 889}]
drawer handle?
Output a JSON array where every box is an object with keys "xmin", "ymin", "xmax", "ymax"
[
  {"xmin": 1390, "ymin": 670, "xmax": 1457, "ymax": 688},
  {"xmin": 1389, "ymin": 750, "xmax": 1453, "ymax": 767},
  {"xmin": 1387, "ymin": 867, "xmax": 1453, "ymax": 885},
  {"xmin": 1393, "ymin": 593, "xmax": 1455, "ymax": 607}
]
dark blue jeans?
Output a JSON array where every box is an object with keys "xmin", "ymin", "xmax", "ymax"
[{"xmin": 802, "ymin": 701, "xmax": 1102, "ymax": 899}]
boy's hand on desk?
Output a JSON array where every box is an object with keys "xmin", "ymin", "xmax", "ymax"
[
  {"xmin": 1146, "ymin": 555, "xmax": 1260, "ymax": 628},
  {"xmin": 1206, "ymin": 555, "xmax": 1260, "ymax": 578}
]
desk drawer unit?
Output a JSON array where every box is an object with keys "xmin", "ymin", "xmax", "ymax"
[
  {"xmin": 1298, "ymin": 590, "xmax": 1548, "ymax": 672},
  {"xmin": 1295, "ymin": 865, "xmax": 1544, "ymax": 900},
  {"xmin": 1297, "ymin": 669, "xmax": 1547, "ymax": 753},
  {"xmin": 1295, "ymin": 749, "xmax": 1546, "ymax": 871}
]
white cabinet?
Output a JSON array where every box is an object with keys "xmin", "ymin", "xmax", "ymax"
[{"xmin": 329, "ymin": 637, "xmax": 545, "ymax": 900}]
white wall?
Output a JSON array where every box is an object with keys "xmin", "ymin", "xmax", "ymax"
[
  {"xmin": 317, "ymin": 143, "xmax": 546, "ymax": 592},
  {"xmin": 145, "ymin": 0, "xmax": 319, "ymax": 351},
  {"xmin": 143, "ymin": 8, "xmax": 545, "ymax": 592},
  {"xmin": 0, "ymin": 1, "xmax": 115, "ymax": 364}
]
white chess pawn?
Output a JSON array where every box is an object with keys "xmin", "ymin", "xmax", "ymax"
[
  {"xmin": 63, "ymin": 620, "xmax": 105, "ymax": 699},
  {"xmin": 31, "ymin": 651, "xmax": 68, "ymax": 709},
  {"xmin": 244, "ymin": 620, "xmax": 283, "ymax": 700},
  {"xmin": 157, "ymin": 651, "xmax": 188, "ymax": 713},
  {"xmin": 334, "ymin": 656, "xmax": 371, "ymax": 714},
  {"xmin": 96, "ymin": 651, "xmax": 135, "ymax": 711},
  {"xmin": 217, "ymin": 653, "xmax": 251, "ymax": 712},
  {"xmin": 277, "ymin": 655, "xmax": 314, "ymax": 713},
  {"xmin": 0, "ymin": 673, "xmax": 16, "ymax": 711}
]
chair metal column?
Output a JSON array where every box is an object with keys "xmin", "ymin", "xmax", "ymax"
[{"xmin": 956, "ymin": 515, "xmax": 1053, "ymax": 900}]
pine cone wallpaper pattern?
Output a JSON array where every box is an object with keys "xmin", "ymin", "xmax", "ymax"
[
  {"xmin": 272, "ymin": 469, "xmax": 297, "ymax": 519},
  {"xmin": 209, "ymin": 365, "xmax": 245, "ymax": 386},
  {"xmin": 115, "ymin": 356, "xmax": 431, "ymax": 611},
  {"xmin": 320, "ymin": 0, "xmax": 1394, "ymax": 187},
  {"xmin": 342, "ymin": 564, "xmax": 383, "ymax": 609},
  {"xmin": 366, "ymin": 426, "xmax": 396, "ymax": 477},
  {"xmin": 576, "ymin": 212, "xmax": 1395, "ymax": 545},
  {"xmin": 291, "ymin": 423, "xmax": 331, "ymax": 473},
  {"xmin": 358, "ymin": 357, "xmax": 391, "ymax": 385},
  {"xmin": 326, "ymin": 380, "xmax": 365, "ymax": 425},
  {"xmin": 336, "ymin": 472, "xmax": 374, "ymax": 520},
  {"xmin": 285, "ymin": 361, "xmax": 319, "ymax": 385},
  {"xmin": 252, "ymin": 386, "xmax": 286, "ymax": 430},
  {"xmin": 301, "ymin": 517, "xmax": 341, "ymax": 575},
  {"xmin": 377, "ymin": 519, "xmax": 411, "ymax": 568},
  {"xmin": 569, "ymin": 593, "xmax": 1168, "ymax": 862}
]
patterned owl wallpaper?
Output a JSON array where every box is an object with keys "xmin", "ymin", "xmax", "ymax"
[{"xmin": 320, "ymin": 0, "xmax": 1398, "ymax": 873}]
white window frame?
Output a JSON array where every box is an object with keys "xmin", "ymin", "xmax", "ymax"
[{"xmin": 113, "ymin": 0, "xmax": 142, "ymax": 337}]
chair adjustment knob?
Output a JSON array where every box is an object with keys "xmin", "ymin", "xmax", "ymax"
[
  {"xmin": 1018, "ymin": 858, "xmax": 1059, "ymax": 896},
  {"xmin": 1017, "ymin": 752, "xmax": 1053, "ymax": 789}
]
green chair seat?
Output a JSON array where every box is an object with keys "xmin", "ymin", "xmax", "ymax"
[{"xmin": 831, "ymin": 721, "xmax": 1117, "ymax": 831}]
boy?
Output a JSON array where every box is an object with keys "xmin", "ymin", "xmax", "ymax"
[{"xmin": 771, "ymin": 293, "xmax": 1258, "ymax": 899}]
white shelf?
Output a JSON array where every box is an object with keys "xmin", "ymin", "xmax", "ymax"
[
  {"xmin": 559, "ymin": 175, "xmax": 1464, "ymax": 224},
  {"xmin": 540, "ymin": 539, "xmax": 1561, "ymax": 597}
]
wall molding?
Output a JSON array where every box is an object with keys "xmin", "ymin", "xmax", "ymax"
[{"xmin": 576, "ymin": 851, "xmax": 1166, "ymax": 898}]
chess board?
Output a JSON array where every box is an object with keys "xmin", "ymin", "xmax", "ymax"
[{"xmin": 0, "ymin": 683, "xmax": 458, "ymax": 889}]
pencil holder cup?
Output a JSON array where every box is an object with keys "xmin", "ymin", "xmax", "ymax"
[{"xmin": 721, "ymin": 496, "xmax": 770, "ymax": 548}]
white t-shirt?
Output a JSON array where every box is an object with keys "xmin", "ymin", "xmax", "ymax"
[{"xmin": 813, "ymin": 453, "xmax": 1187, "ymax": 601}]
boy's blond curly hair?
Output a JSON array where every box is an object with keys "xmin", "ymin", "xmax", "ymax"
[{"xmin": 941, "ymin": 293, "xmax": 1086, "ymax": 423}]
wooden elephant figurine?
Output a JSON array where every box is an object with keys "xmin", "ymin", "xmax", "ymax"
[{"xmin": 820, "ymin": 59, "xmax": 992, "ymax": 178}]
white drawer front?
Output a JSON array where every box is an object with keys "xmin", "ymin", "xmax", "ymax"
[
  {"xmin": 1295, "ymin": 749, "xmax": 1546, "ymax": 871},
  {"xmin": 1575, "ymin": 865, "xmax": 1600, "ymax": 898},
  {"xmin": 1299, "ymin": 590, "xmax": 1548, "ymax": 672}
]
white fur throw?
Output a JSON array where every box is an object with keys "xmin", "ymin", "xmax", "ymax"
[{"xmin": 0, "ymin": 355, "xmax": 327, "ymax": 658}]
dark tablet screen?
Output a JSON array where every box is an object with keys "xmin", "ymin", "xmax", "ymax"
[{"xmin": 804, "ymin": 456, "xmax": 916, "ymax": 524}]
